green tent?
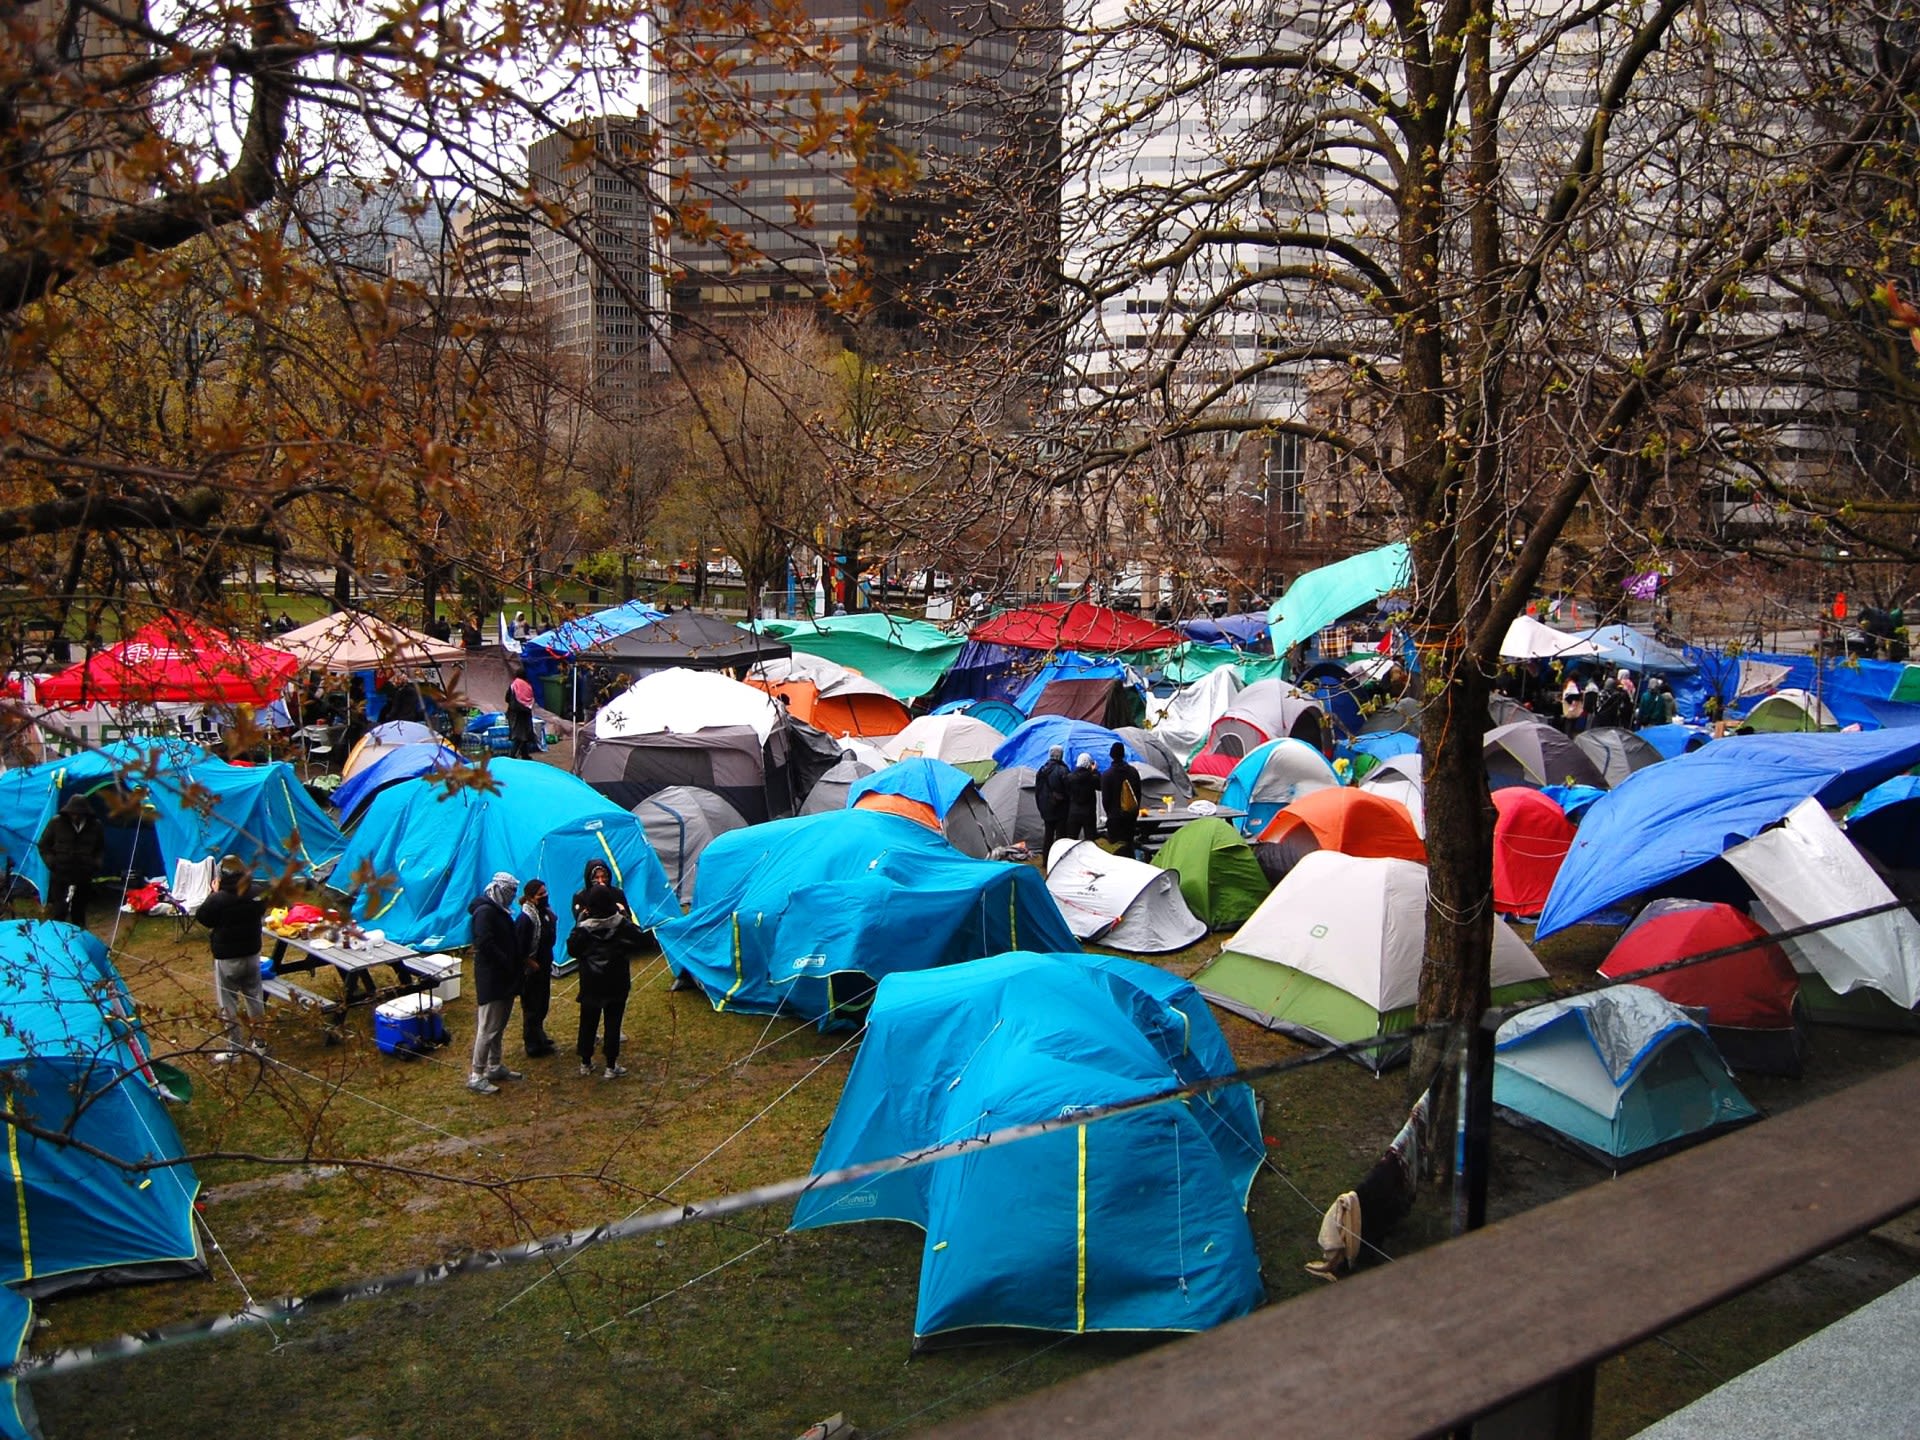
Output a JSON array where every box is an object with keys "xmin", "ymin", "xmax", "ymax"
[
  {"xmin": 1266, "ymin": 543, "xmax": 1411, "ymax": 661},
  {"xmin": 1152, "ymin": 817, "xmax": 1270, "ymax": 930},
  {"xmin": 753, "ymin": 613, "xmax": 964, "ymax": 700}
]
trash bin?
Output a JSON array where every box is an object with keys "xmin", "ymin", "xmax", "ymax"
[{"xmin": 541, "ymin": 674, "xmax": 568, "ymax": 712}]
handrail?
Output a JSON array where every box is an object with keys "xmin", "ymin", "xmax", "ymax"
[{"xmin": 918, "ymin": 1059, "xmax": 1920, "ymax": 1440}]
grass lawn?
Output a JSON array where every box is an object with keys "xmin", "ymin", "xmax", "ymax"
[{"xmin": 21, "ymin": 907, "xmax": 1920, "ymax": 1439}]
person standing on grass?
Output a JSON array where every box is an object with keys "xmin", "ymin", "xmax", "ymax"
[
  {"xmin": 569, "ymin": 875, "xmax": 645, "ymax": 1080},
  {"xmin": 506, "ymin": 666, "xmax": 539, "ymax": 760},
  {"xmin": 1065, "ymin": 752, "xmax": 1101, "ymax": 843},
  {"xmin": 1034, "ymin": 744, "xmax": 1071, "ymax": 860},
  {"xmin": 37, "ymin": 793, "xmax": 103, "ymax": 927},
  {"xmin": 195, "ymin": 855, "xmax": 269, "ymax": 1063},
  {"xmin": 516, "ymin": 877, "xmax": 559, "ymax": 1059},
  {"xmin": 467, "ymin": 872, "xmax": 524, "ymax": 1094},
  {"xmin": 1101, "ymin": 741, "xmax": 1144, "ymax": 859}
]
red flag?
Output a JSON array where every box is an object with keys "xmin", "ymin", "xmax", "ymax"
[
  {"xmin": 1834, "ymin": 592, "xmax": 1849, "ymax": 621},
  {"xmin": 1376, "ymin": 632, "xmax": 1393, "ymax": 654}
]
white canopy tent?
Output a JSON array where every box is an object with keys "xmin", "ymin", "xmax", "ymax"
[{"xmin": 1498, "ymin": 615, "xmax": 1610, "ymax": 663}]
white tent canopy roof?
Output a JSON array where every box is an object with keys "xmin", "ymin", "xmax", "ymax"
[
  {"xmin": 277, "ymin": 610, "xmax": 464, "ymax": 674},
  {"xmin": 594, "ymin": 668, "xmax": 784, "ymax": 742},
  {"xmin": 1724, "ymin": 797, "xmax": 1920, "ymax": 1009},
  {"xmin": 1499, "ymin": 615, "xmax": 1610, "ymax": 663}
]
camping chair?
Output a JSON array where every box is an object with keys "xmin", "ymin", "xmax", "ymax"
[
  {"xmin": 168, "ymin": 857, "xmax": 217, "ymax": 938},
  {"xmin": 294, "ymin": 724, "xmax": 338, "ymax": 779}
]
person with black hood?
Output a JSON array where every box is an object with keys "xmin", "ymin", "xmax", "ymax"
[
  {"xmin": 515, "ymin": 877, "xmax": 559, "ymax": 1058},
  {"xmin": 1033, "ymin": 744, "xmax": 1071, "ymax": 858},
  {"xmin": 1064, "ymin": 751, "xmax": 1101, "ymax": 843},
  {"xmin": 196, "ymin": 855, "xmax": 269, "ymax": 1062},
  {"xmin": 37, "ymin": 792, "xmax": 104, "ymax": 926},
  {"xmin": 1101, "ymin": 741, "xmax": 1144, "ymax": 859},
  {"xmin": 570, "ymin": 860, "xmax": 645, "ymax": 1080},
  {"xmin": 466, "ymin": 871, "xmax": 524, "ymax": 1095}
]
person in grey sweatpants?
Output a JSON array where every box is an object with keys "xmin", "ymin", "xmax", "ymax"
[
  {"xmin": 195, "ymin": 855, "xmax": 269, "ymax": 1061},
  {"xmin": 466, "ymin": 872, "xmax": 524, "ymax": 1094}
]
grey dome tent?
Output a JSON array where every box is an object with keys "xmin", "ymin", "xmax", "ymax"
[
  {"xmin": 1484, "ymin": 719, "xmax": 1608, "ymax": 790},
  {"xmin": 980, "ymin": 765, "xmax": 1044, "ymax": 847},
  {"xmin": 633, "ymin": 785, "xmax": 749, "ymax": 904},
  {"xmin": 800, "ymin": 756, "xmax": 878, "ymax": 816},
  {"xmin": 1573, "ymin": 726, "xmax": 1663, "ymax": 786},
  {"xmin": 1114, "ymin": 725, "xmax": 1195, "ymax": 803}
]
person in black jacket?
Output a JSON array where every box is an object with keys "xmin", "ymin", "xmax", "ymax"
[
  {"xmin": 196, "ymin": 856, "xmax": 270, "ymax": 1062},
  {"xmin": 1101, "ymin": 741, "xmax": 1144, "ymax": 859},
  {"xmin": 1064, "ymin": 752, "xmax": 1101, "ymax": 844},
  {"xmin": 466, "ymin": 872, "xmax": 524, "ymax": 1094},
  {"xmin": 570, "ymin": 874, "xmax": 645, "ymax": 1080},
  {"xmin": 37, "ymin": 793, "xmax": 104, "ymax": 926},
  {"xmin": 515, "ymin": 878, "xmax": 559, "ymax": 1058},
  {"xmin": 1033, "ymin": 744, "xmax": 1071, "ymax": 858}
]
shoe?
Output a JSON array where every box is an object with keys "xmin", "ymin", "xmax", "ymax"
[
  {"xmin": 487, "ymin": 1066, "xmax": 524, "ymax": 1082},
  {"xmin": 669, "ymin": 972, "xmax": 697, "ymax": 992},
  {"xmin": 467, "ymin": 1074, "xmax": 500, "ymax": 1095},
  {"xmin": 210, "ymin": 1050, "xmax": 240, "ymax": 1065},
  {"xmin": 578, "ymin": 1061, "xmax": 595, "ymax": 1077},
  {"xmin": 603, "ymin": 1064, "xmax": 628, "ymax": 1080},
  {"xmin": 249, "ymin": 1041, "xmax": 270, "ymax": 1058},
  {"xmin": 525, "ymin": 1044, "xmax": 556, "ymax": 1059}
]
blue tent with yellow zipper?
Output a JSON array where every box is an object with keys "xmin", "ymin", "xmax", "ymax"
[
  {"xmin": 0, "ymin": 922, "xmax": 203, "ymax": 1297},
  {"xmin": 657, "ymin": 810, "xmax": 1078, "ymax": 1026},
  {"xmin": 333, "ymin": 759, "xmax": 675, "ymax": 953},
  {"xmin": 791, "ymin": 951, "xmax": 1264, "ymax": 1340}
]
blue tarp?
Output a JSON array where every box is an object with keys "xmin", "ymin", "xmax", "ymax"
[
  {"xmin": 336, "ymin": 759, "xmax": 675, "ymax": 952},
  {"xmin": 1574, "ymin": 624, "xmax": 1697, "ymax": 675},
  {"xmin": 1541, "ymin": 784, "xmax": 1607, "ymax": 822},
  {"xmin": 1672, "ymin": 646, "xmax": 1917, "ymax": 730},
  {"xmin": 1267, "ymin": 544, "xmax": 1411, "ymax": 661},
  {"xmin": 0, "ymin": 1288, "xmax": 30, "ymax": 1440},
  {"xmin": 1180, "ymin": 614, "xmax": 1273, "ymax": 651},
  {"xmin": 1634, "ymin": 723, "xmax": 1713, "ymax": 759},
  {"xmin": 790, "ymin": 950, "xmax": 1264, "ymax": 1338},
  {"xmin": 657, "ymin": 810, "xmax": 1079, "ymax": 1025},
  {"xmin": 1845, "ymin": 776, "xmax": 1920, "ymax": 861},
  {"xmin": 991, "ymin": 716, "xmax": 1144, "ymax": 773},
  {"xmin": 1537, "ymin": 729, "xmax": 1920, "ymax": 936},
  {"xmin": 0, "ymin": 922, "xmax": 201, "ymax": 1297},
  {"xmin": 846, "ymin": 757, "xmax": 976, "ymax": 817},
  {"xmin": 930, "ymin": 639, "xmax": 1028, "ymax": 708},
  {"xmin": 0, "ymin": 743, "xmax": 344, "ymax": 893},
  {"xmin": 332, "ymin": 742, "xmax": 459, "ymax": 821},
  {"xmin": 521, "ymin": 600, "xmax": 666, "ymax": 680}
]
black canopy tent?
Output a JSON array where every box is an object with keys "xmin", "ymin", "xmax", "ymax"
[{"xmin": 577, "ymin": 612, "xmax": 792, "ymax": 673}]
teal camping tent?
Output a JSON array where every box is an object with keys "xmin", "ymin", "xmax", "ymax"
[
  {"xmin": 657, "ymin": 810, "xmax": 1078, "ymax": 1026},
  {"xmin": 0, "ymin": 922, "xmax": 203, "ymax": 1295},
  {"xmin": 334, "ymin": 759, "xmax": 675, "ymax": 952},
  {"xmin": 1494, "ymin": 987, "xmax": 1759, "ymax": 1168},
  {"xmin": 791, "ymin": 951, "xmax": 1264, "ymax": 1340}
]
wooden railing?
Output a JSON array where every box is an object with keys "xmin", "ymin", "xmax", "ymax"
[{"xmin": 919, "ymin": 1059, "xmax": 1920, "ymax": 1440}]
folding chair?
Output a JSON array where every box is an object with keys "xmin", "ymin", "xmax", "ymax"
[{"xmin": 168, "ymin": 857, "xmax": 217, "ymax": 937}]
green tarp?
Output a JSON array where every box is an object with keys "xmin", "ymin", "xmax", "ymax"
[
  {"xmin": 753, "ymin": 613, "xmax": 964, "ymax": 700},
  {"xmin": 1152, "ymin": 818, "xmax": 1270, "ymax": 929},
  {"xmin": 1266, "ymin": 543, "xmax": 1411, "ymax": 661},
  {"xmin": 1151, "ymin": 646, "xmax": 1291, "ymax": 686}
]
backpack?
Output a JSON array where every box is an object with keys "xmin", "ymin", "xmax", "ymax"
[{"xmin": 1118, "ymin": 776, "xmax": 1139, "ymax": 814}]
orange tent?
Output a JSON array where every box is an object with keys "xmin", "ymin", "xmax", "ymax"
[
  {"xmin": 749, "ymin": 677, "xmax": 910, "ymax": 737},
  {"xmin": 852, "ymin": 791, "xmax": 941, "ymax": 832},
  {"xmin": 1256, "ymin": 788, "xmax": 1427, "ymax": 862}
]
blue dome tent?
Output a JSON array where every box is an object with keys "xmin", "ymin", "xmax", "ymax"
[
  {"xmin": 331, "ymin": 740, "xmax": 460, "ymax": 824},
  {"xmin": 0, "ymin": 922, "xmax": 203, "ymax": 1296},
  {"xmin": 791, "ymin": 951, "xmax": 1264, "ymax": 1341},
  {"xmin": 657, "ymin": 810, "xmax": 1078, "ymax": 1026},
  {"xmin": 991, "ymin": 715, "xmax": 1145, "ymax": 773},
  {"xmin": 334, "ymin": 759, "xmax": 675, "ymax": 952}
]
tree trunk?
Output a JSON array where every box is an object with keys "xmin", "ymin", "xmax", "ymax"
[{"xmin": 334, "ymin": 532, "xmax": 353, "ymax": 611}]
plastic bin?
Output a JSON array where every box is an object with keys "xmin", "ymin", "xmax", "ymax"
[{"xmin": 411, "ymin": 953, "xmax": 462, "ymax": 1003}]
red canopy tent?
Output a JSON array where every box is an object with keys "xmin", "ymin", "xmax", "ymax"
[
  {"xmin": 37, "ymin": 617, "xmax": 300, "ymax": 706},
  {"xmin": 968, "ymin": 602, "xmax": 1183, "ymax": 653}
]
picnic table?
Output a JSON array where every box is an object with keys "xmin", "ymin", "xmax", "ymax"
[
  {"xmin": 264, "ymin": 931, "xmax": 457, "ymax": 1040},
  {"xmin": 1132, "ymin": 804, "xmax": 1248, "ymax": 859}
]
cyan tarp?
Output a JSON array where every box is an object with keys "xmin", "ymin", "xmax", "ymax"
[
  {"xmin": 336, "ymin": 758, "xmax": 675, "ymax": 952},
  {"xmin": 846, "ymin": 757, "xmax": 976, "ymax": 817},
  {"xmin": 790, "ymin": 950, "xmax": 1263, "ymax": 1338},
  {"xmin": 657, "ymin": 810, "xmax": 1079, "ymax": 1025},
  {"xmin": 754, "ymin": 614, "xmax": 965, "ymax": 701},
  {"xmin": 1537, "ymin": 729, "xmax": 1920, "ymax": 936},
  {"xmin": 1267, "ymin": 544, "xmax": 1411, "ymax": 660},
  {"xmin": 522, "ymin": 600, "xmax": 665, "ymax": 680}
]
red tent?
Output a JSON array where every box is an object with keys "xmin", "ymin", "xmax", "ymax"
[
  {"xmin": 1491, "ymin": 787, "xmax": 1574, "ymax": 917},
  {"xmin": 37, "ymin": 617, "xmax": 300, "ymax": 706},
  {"xmin": 1598, "ymin": 898, "xmax": 1804, "ymax": 1074},
  {"xmin": 969, "ymin": 602, "xmax": 1183, "ymax": 653}
]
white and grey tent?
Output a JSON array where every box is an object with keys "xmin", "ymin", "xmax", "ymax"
[
  {"xmin": 1194, "ymin": 852, "xmax": 1550, "ymax": 1069},
  {"xmin": 1573, "ymin": 726, "xmax": 1663, "ymax": 786},
  {"xmin": 1359, "ymin": 753, "xmax": 1425, "ymax": 837},
  {"xmin": 1143, "ymin": 668, "xmax": 1243, "ymax": 761},
  {"xmin": 799, "ymin": 757, "xmax": 878, "ymax": 816},
  {"xmin": 980, "ymin": 765, "xmax": 1044, "ymax": 847},
  {"xmin": 1113, "ymin": 726, "xmax": 1195, "ymax": 804},
  {"xmin": 580, "ymin": 668, "xmax": 799, "ymax": 821},
  {"xmin": 1494, "ymin": 987, "xmax": 1759, "ymax": 1169},
  {"xmin": 1724, "ymin": 797, "xmax": 1920, "ymax": 1027},
  {"xmin": 1043, "ymin": 839, "xmax": 1208, "ymax": 954},
  {"xmin": 632, "ymin": 786, "xmax": 749, "ymax": 904}
]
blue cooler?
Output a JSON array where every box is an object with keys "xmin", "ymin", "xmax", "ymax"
[{"xmin": 374, "ymin": 994, "xmax": 448, "ymax": 1056}]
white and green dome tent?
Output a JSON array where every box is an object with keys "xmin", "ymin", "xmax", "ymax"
[{"xmin": 1194, "ymin": 851, "xmax": 1551, "ymax": 1069}]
